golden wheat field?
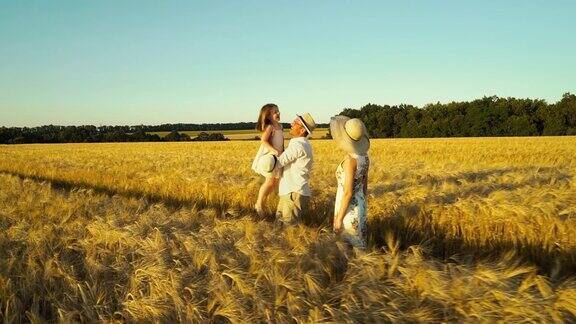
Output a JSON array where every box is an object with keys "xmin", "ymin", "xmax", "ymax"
[{"xmin": 1, "ymin": 136, "xmax": 576, "ymax": 322}]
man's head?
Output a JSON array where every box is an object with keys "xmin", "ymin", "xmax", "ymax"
[{"xmin": 289, "ymin": 113, "xmax": 316, "ymax": 138}]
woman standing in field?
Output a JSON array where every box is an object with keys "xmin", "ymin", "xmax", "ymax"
[
  {"xmin": 252, "ymin": 103, "xmax": 284, "ymax": 216},
  {"xmin": 330, "ymin": 116, "xmax": 370, "ymax": 250}
]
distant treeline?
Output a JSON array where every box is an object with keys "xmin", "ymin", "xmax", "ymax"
[
  {"xmin": 142, "ymin": 122, "xmax": 329, "ymax": 132},
  {"xmin": 2, "ymin": 93, "xmax": 574, "ymax": 144},
  {"xmin": 0, "ymin": 122, "xmax": 328, "ymax": 144},
  {"xmin": 0, "ymin": 127, "xmax": 229, "ymax": 144},
  {"xmin": 143, "ymin": 122, "xmax": 258, "ymax": 132},
  {"xmin": 0, "ymin": 123, "xmax": 263, "ymax": 144},
  {"xmin": 338, "ymin": 93, "xmax": 576, "ymax": 138}
]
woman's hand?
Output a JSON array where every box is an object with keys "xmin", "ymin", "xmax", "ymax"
[{"xmin": 270, "ymin": 148, "xmax": 279, "ymax": 156}]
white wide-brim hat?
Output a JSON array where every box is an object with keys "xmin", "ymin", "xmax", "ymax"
[
  {"xmin": 257, "ymin": 153, "xmax": 278, "ymax": 175},
  {"xmin": 330, "ymin": 115, "xmax": 370, "ymax": 155}
]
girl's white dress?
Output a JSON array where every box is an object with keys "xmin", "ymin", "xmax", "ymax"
[
  {"xmin": 334, "ymin": 153, "xmax": 370, "ymax": 249},
  {"xmin": 251, "ymin": 125, "xmax": 284, "ymax": 178}
]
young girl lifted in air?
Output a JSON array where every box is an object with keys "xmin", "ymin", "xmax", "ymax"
[{"xmin": 251, "ymin": 103, "xmax": 284, "ymax": 216}]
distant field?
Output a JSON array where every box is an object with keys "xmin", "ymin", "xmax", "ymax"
[
  {"xmin": 1, "ymin": 137, "xmax": 575, "ymax": 322},
  {"xmin": 148, "ymin": 127, "xmax": 329, "ymax": 140}
]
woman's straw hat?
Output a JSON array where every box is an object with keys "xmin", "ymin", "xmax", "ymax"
[
  {"xmin": 257, "ymin": 153, "xmax": 278, "ymax": 176},
  {"xmin": 329, "ymin": 115, "xmax": 370, "ymax": 155}
]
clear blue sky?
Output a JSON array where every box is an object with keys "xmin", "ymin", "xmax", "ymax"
[{"xmin": 1, "ymin": 0, "xmax": 574, "ymax": 127}]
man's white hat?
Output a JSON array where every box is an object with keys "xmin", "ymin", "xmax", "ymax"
[{"xmin": 297, "ymin": 113, "xmax": 316, "ymax": 136}]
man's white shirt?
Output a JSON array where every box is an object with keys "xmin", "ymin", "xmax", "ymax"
[{"xmin": 277, "ymin": 137, "xmax": 313, "ymax": 196}]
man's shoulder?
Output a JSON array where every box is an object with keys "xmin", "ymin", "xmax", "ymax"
[
  {"xmin": 291, "ymin": 136, "xmax": 310, "ymax": 142},
  {"xmin": 290, "ymin": 137, "xmax": 312, "ymax": 154},
  {"xmin": 290, "ymin": 137, "xmax": 312, "ymax": 147},
  {"xmin": 288, "ymin": 137, "xmax": 305, "ymax": 145}
]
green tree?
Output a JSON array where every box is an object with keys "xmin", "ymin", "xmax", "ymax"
[{"xmin": 504, "ymin": 115, "xmax": 537, "ymax": 136}]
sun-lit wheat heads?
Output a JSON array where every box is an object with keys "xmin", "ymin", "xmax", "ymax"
[{"xmin": 0, "ymin": 136, "xmax": 575, "ymax": 322}]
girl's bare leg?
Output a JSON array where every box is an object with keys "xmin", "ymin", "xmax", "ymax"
[{"xmin": 255, "ymin": 177, "xmax": 278, "ymax": 215}]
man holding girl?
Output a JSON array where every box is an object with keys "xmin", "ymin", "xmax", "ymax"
[{"xmin": 252, "ymin": 103, "xmax": 316, "ymax": 225}]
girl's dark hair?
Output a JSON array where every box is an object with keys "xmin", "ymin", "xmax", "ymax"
[{"xmin": 256, "ymin": 103, "xmax": 278, "ymax": 132}]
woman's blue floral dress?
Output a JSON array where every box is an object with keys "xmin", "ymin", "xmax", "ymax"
[{"xmin": 334, "ymin": 153, "xmax": 369, "ymax": 249}]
